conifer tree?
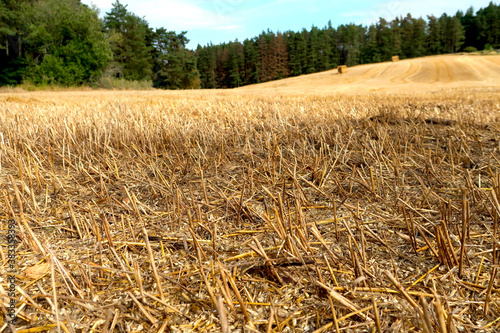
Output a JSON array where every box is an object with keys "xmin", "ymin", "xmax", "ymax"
[
  {"xmin": 104, "ymin": 0, "xmax": 153, "ymax": 81},
  {"xmin": 153, "ymin": 29, "xmax": 199, "ymax": 89}
]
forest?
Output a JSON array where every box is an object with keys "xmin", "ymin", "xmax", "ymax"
[{"xmin": 1, "ymin": 0, "xmax": 499, "ymax": 89}]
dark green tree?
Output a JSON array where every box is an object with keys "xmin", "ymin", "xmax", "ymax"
[
  {"xmin": 400, "ymin": 14, "xmax": 423, "ymax": 58},
  {"xmin": 196, "ymin": 44, "xmax": 217, "ymax": 88},
  {"xmin": 306, "ymin": 26, "xmax": 320, "ymax": 73},
  {"xmin": 24, "ymin": 0, "xmax": 111, "ymax": 85},
  {"xmin": 243, "ymin": 38, "xmax": 260, "ymax": 84},
  {"xmin": 104, "ymin": 0, "xmax": 153, "ymax": 81},
  {"xmin": 227, "ymin": 40, "xmax": 244, "ymax": 87},
  {"xmin": 460, "ymin": 7, "xmax": 479, "ymax": 49},
  {"xmin": 377, "ymin": 18, "xmax": 394, "ymax": 61},
  {"xmin": 338, "ymin": 24, "xmax": 365, "ymax": 66},
  {"xmin": 153, "ymin": 29, "xmax": 199, "ymax": 89},
  {"xmin": 363, "ymin": 25, "xmax": 380, "ymax": 63},
  {"xmin": 439, "ymin": 13, "xmax": 465, "ymax": 53},
  {"xmin": 426, "ymin": 15, "xmax": 442, "ymax": 54},
  {"xmin": 326, "ymin": 22, "xmax": 340, "ymax": 68},
  {"xmin": 0, "ymin": 0, "xmax": 31, "ymax": 85},
  {"xmin": 296, "ymin": 29, "xmax": 309, "ymax": 74},
  {"xmin": 476, "ymin": 2, "xmax": 500, "ymax": 48}
]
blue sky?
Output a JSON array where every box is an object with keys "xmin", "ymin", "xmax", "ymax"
[{"xmin": 81, "ymin": 0, "xmax": 494, "ymax": 49}]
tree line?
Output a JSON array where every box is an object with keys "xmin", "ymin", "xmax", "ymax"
[
  {"xmin": 0, "ymin": 0, "xmax": 199, "ymax": 88},
  {"xmin": 1, "ymin": 0, "xmax": 499, "ymax": 89}
]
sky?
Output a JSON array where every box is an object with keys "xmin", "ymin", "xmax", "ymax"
[{"xmin": 81, "ymin": 0, "xmax": 495, "ymax": 49}]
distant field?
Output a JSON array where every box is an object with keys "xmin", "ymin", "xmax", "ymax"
[
  {"xmin": 1, "ymin": 55, "xmax": 500, "ymax": 332},
  {"xmin": 238, "ymin": 53, "xmax": 500, "ymax": 94}
]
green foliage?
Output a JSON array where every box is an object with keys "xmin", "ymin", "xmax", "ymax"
[
  {"xmin": 438, "ymin": 13, "xmax": 465, "ymax": 53},
  {"xmin": 0, "ymin": 0, "xmax": 31, "ymax": 85},
  {"xmin": 95, "ymin": 77, "xmax": 153, "ymax": 90},
  {"xmin": 22, "ymin": 0, "xmax": 112, "ymax": 86},
  {"xmin": 104, "ymin": 1, "xmax": 153, "ymax": 81},
  {"xmin": 152, "ymin": 28, "xmax": 200, "ymax": 89},
  {"xmin": 426, "ymin": 15, "xmax": 442, "ymax": 54},
  {"xmin": 196, "ymin": 44, "xmax": 217, "ymax": 88},
  {"xmin": 0, "ymin": 57, "xmax": 25, "ymax": 85},
  {"xmin": 463, "ymin": 46, "xmax": 478, "ymax": 52},
  {"xmin": 476, "ymin": 2, "xmax": 500, "ymax": 49},
  {"xmin": 460, "ymin": 7, "xmax": 479, "ymax": 50}
]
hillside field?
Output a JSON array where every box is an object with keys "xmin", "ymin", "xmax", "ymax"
[
  {"xmin": 237, "ymin": 54, "xmax": 500, "ymax": 94},
  {"xmin": 1, "ymin": 54, "xmax": 500, "ymax": 332}
]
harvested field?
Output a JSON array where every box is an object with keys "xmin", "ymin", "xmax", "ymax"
[
  {"xmin": 1, "ymin": 55, "xmax": 500, "ymax": 332},
  {"xmin": 238, "ymin": 54, "xmax": 500, "ymax": 94}
]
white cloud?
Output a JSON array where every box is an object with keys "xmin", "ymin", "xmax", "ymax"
[
  {"xmin": 341, "ymin": 0, "xmax": 492, "ymax": 25},
  {"xmin": 213, "ymin": 25, "xmax": 244, "ymax": 31},
  {"xmin": 82, "ymin": 0, "xmax": 243, "ymax": 31},
  {"xmin": 130, "ymin": 1, "xmax": 233, "ymax": 30}
]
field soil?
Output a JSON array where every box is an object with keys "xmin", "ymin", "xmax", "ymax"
[{"xmin": 0, "ymin": 54, "xmax": 500, "ymax": 332}]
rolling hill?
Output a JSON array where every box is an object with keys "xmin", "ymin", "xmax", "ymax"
[{"xmin": 236, "ymin": 53, "xmax": 500, "ymax": 94}]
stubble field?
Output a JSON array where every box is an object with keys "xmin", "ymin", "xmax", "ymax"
[{"xmin": 1, "ymin": 54, "xmax": 500, "ymax": 332}]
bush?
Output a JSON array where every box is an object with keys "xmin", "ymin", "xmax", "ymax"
[
  {"xmin": 93, "ymin": 63, "xmax": 152, "ymax": 90},
  {"xmin": 463, "ymin": 46, "xmax": 478, "ymax": 53},
  {"xmin": 484, "ymin": 44, "xmax": 494, "ymax": 52},
  {"xmin": 17, "ymin": 82, "xmax": 93, "ymax": 91},
  {"xmin": 95, "ymin": 77, "xmax": 153, "ymax": 90},
  {"xmin": 24, "ymin": 0, "xmax": 112, "ymax": 86}
]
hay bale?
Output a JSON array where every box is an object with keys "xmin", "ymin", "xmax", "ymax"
[
  {"xmin": 338, "ymin": 65, "xmax": 347, "ymax": 74},
  {"xmin": 392, "ymin": 55, "xmax": 399, "ymax": 62}
]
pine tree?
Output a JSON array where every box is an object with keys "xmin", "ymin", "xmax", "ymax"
[
  {"xmin": 297, "ymin": 29, "xmax": 309, "ymax": 74},
  {"xmin": 326, "ymin": 22, "xmax": 340, "ymax": 68},
  {"xmin": 153, "ymin": 29, "xmax": 199, "ymax": 89},
  {"xmin": 275, "ymin": 33, "xmax": 289, "ymax": 79},
  {"xmin": 476, "ymin": 2, "xmax": 500, "ymax": 49},
  {"xmin": 243, "ymin": 38, "xmax": 259, "ymax": 85},
  {"xmin": 227, "ymin": 40, "xmax": 244, "ymax": 87},
  {"xmin": 427, "ymin": 15, "xmax": 442, "ymax": 54},
  {"xmin": 412, "ymin": 17, "xmax": 427, "ymax": 57},
  {"xmin": 364, "ymin": 25, "xmax": 380, "ymax": 63},
  {"xmin": 0, "ymin": 0, "xmax": 28, "ymax": 85},
  {"xmin": 376, "ymin": 18, "xmax": 393, "ymax": 61},
  {"xmin": 391, "ymin": 17, "xmax": 403, "ymax": 58},
  {"xmin": 196, "ymin": 44, "xmax": 217, "ymax": 88},
  {"xmin": 439, "ymin": 13, "xmax": 465, "ymax": 53},
  {"xmin": 258, "ymin": 30, "xmax": 277, "ymax": 82},
  {"xmin": 460, "ymin": 7, "xmax": 479, "ymax": 50},
  {"xmin": 284, "ymin": 31, "xmax": 301, "ymax": 76},
  {"xmin": 306, "ymin": 26, "xmax": 319, "ymax": 73},
  {"xmin": 104, "ymin": 0, "xmax": 153, "ymax": 81}
]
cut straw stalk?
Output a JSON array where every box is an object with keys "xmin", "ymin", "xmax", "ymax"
[
  {"xmin": 459, "ymin": 188, "xmax": 468, "ymax": 278},
  {"xmin": 221, "ymin": 264, "xmax": 255, "ymax": 329},
  {"xmin": 143, "ymin": 227, "xmax": 164, "ymax": 301},
  {"xmin": 127, "ymin": 292, "xmax": 157, "ymax": 325},
  {"xmin": 50, "ymin": 252, "xmax": 61, "ymax": 333},
  {"xmin": 383, "ymin": 270, "xmax": 420, "ymax": 310},
  {"xmin": 484, "ymin": 267, "xmax": 497, "ymax": 316},
  {"xmin": 217, "ymin": 296, "xmax": 229, "ymax": 333}
]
